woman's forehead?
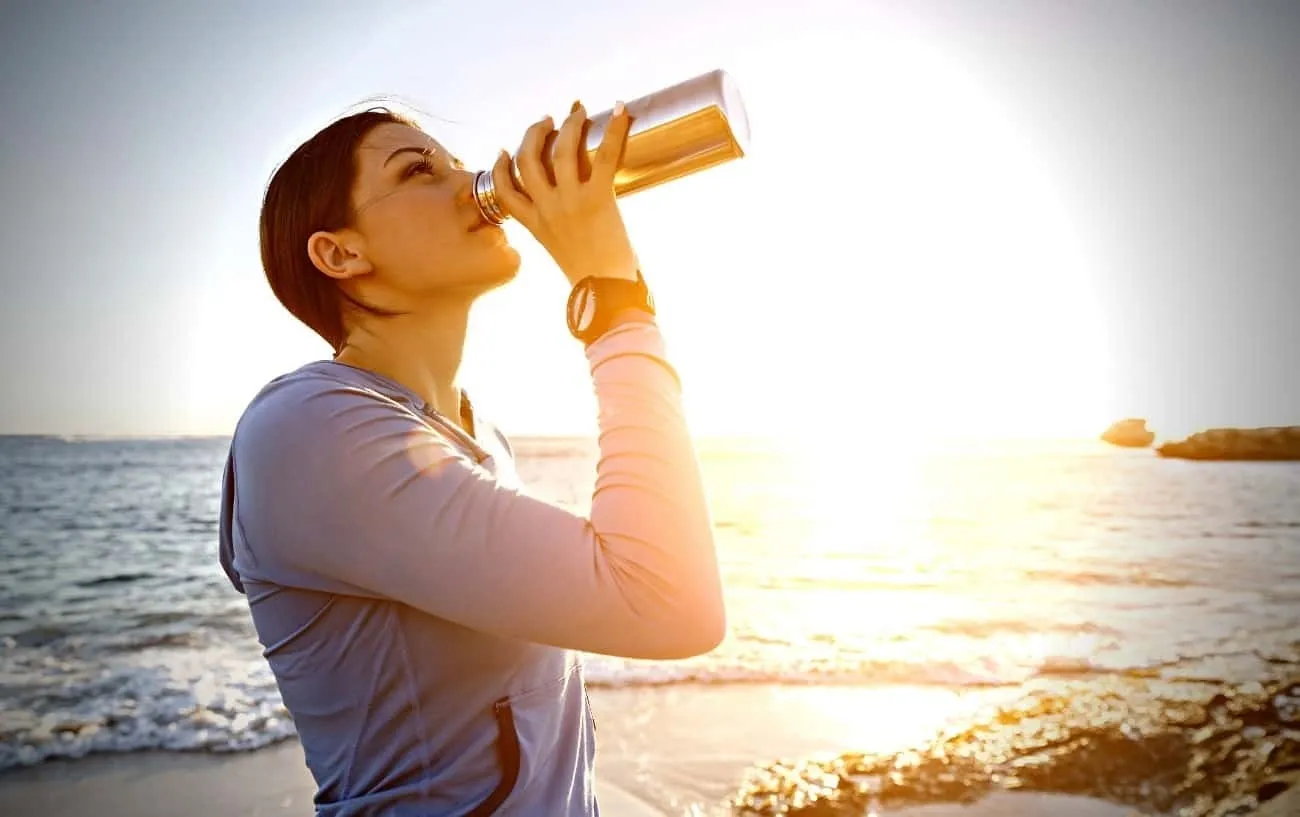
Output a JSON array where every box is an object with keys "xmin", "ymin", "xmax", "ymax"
[{"xmin": 357, "ymin": 123, "xmax": 446, "ymax": 169}]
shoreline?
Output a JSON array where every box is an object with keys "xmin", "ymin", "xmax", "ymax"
[
  {"xmin": 2, "ymin": 677, "xmax": 1295, "ymax": 815},
  {"xmin": 0, "ymin": 684, "xmax": 1147, "ymax": 816},
  {"xmin": 0, "ymin": 743, "xmax": 1141, "ymax": 817}
]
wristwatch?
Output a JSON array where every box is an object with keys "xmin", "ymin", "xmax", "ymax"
[{"xmin": 566, "ymin": 272, "xmax": 656, "ymax": 345}]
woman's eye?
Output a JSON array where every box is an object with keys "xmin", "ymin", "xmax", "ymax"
[{"xmin": 405, "ymin": 159, "xmax": 439, "ymax": 180}]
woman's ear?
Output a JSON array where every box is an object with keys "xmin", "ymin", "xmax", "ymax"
[{"xmin": 307, "ymin": 230, "xmax": 373, "ymax": 281}]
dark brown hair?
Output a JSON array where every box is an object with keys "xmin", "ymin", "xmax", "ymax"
[{"xmin": 259, "ymin": 108, "xmax": 414, "ymax": 352}]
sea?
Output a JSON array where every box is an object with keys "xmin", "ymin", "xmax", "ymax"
[{"xmin": 1, "ymin": 434, "xmax": 1298, "ymax": 773}]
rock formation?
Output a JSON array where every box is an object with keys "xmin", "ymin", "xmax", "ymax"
[
  {"xmin": 1155, "ymin": 427, "xmax": 1300, "ymax": 461},
  {"xmin": 727, "ymin": 671, "xmax": 1300, "ymax": 817},
  {"xmin": 1101, "ymin": 418, "xmax": 1156, "ymax": 448}
]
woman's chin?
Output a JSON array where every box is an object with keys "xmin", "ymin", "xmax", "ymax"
[
  {"xmin": 432, "ymin": 240, "xmax": 520, "ymax": 296},
  {"xmin": 478, "ymin": 247, "xmax": 522, "ymax": 290},
  {"xmin": 497, "ymin": 245, "xmax": 522, "ymax": 277}
]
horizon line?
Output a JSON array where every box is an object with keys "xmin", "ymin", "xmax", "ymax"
[{"xmin": 0, "ymin": 430, "xmax": 1126, "ymax": 444}]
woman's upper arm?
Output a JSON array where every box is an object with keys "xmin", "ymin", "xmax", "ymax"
[{"xmin": 233, "ymin": 372, "xmax": 720, "ymax": 659}]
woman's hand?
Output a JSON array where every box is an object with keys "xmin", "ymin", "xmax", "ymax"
[{"xmin": 491, "ymin": 100, "xmax": 640, "ymax": 286}]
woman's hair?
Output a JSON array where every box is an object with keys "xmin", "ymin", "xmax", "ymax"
[{"xmin": 259, "ymin": 108, "xmax": 415, "ymax": 352}]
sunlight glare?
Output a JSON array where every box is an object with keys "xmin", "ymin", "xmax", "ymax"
[{"xmin": 680, "ymin": 31, "xmax": 1118, "ymax": 444}]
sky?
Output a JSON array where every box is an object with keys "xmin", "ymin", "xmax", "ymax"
[{"xmin": 1, "ymin": 0, "xmax": 1297, "ymax": 441}]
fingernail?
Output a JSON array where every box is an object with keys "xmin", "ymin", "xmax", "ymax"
[
  {"xmin": 613, "ymin": 100, "xmax": 626, "ymax": 117},
  {"xmin": 570, "ymin": 99, "xmax": 582, "ymax": 114}
]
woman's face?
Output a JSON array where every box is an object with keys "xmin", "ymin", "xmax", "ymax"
[{"xmin": 316, "ymin": 122, "xmax": 520, "ymax": 304}]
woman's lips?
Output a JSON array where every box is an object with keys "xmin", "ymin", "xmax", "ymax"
[{"xmin": 474, "ymin": 222, "xmax": 505, "ymax": 241}]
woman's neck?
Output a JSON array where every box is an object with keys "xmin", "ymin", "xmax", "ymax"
[{"xmin": 335, "ymin": 299, "xmax": 473, "ymax": 426}]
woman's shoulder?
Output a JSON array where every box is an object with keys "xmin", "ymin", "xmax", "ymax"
[{"xmin": 233, "ymin": 360, "xmax": 421, "ymax": 447}]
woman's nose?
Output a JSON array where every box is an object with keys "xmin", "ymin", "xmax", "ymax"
[
  {"xmin": 453, "ymin": 168, "xmax": 491, "ymax": 227},
  {"xmin": 453, "ymin": 169, "xmax": 480, "ymax": 208},
  {"xmin": 455, "ymin": 166, "xmax": 479, "ymax": 195}
]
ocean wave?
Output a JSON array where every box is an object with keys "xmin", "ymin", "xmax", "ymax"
[
  {"xmin": 74, "ymin": 572, "xmax": 155, "ymax": 588},
  {"xmin": 578, "ymin": 653, "xmax": 1162, "ymax": 689},
  {"xmin": 758, "ymin": 569, "xmax": 1198, "ymax": 593},
  {"xmin": 918, "ymin": 619, "xmax": 1124, "ymax": 639},
  {"xmin": 1020, "ymin": 568, "xmax": 1197, "ymax": 588},
  {"xmin": 0, "ymin": 651, "xmax": 294, "ymax": 771},
  {"xmin": 0, "ymin": 642, "xmax": 1284, "ymax": 772},
  {"xmin": 583, "ymin": 660, "xmax": 1025, "ymax": 689}
]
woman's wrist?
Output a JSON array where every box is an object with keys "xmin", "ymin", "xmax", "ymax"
[
  {"xmin": 584, "ymin": 308, "xmax": 656, "ymax": 347},
  {"xmin": 608, "ymin": 306, "xmax": 655, "ymax": 326}
]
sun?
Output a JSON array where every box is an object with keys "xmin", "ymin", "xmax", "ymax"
[{"xmin": 667, "ymin": 33, "xmax": 1118, "ymax": 445}]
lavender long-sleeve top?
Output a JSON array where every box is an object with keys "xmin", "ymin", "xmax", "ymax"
[{"xmin": 218, "ymin": 321, "xmax": 724, "ymax": 815}]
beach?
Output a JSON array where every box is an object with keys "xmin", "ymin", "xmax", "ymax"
[
  {"xmin": 5, "ymin": 681, "xmax": 1298, "ymax": 815},
  {"xmin": 3, "ymin": 436, "xmax": 1299, "ymax": 815},
  {"xmin": 0, "ymin": 684, "xmax": 1143, "ymax": 816}
]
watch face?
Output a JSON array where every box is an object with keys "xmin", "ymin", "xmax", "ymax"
[{"xmin": 570, "ymin": 284, "xmax": 597, "ymax": 332}]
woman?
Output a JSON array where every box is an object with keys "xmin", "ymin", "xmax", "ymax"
[{"xmin": 217, "ymin": 99, "xmax": 724, "ymax": 815}]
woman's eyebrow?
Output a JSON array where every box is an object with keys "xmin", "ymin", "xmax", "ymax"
[{"xmin": 383, "ymin": 145, "xmax": 436, "ymax": 167}]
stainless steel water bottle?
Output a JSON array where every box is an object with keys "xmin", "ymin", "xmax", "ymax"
[{"xmin": 472, "ymin": 68, "xmax": 750, "ymax": 224}]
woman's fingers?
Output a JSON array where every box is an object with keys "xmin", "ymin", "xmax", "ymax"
[
  {"xmin": 553, "ymin": 100, "xmax": 588, "ymax": 189},
  {"xmin": 491, "ymin": 148, "xmax": 535, "ymax": 227},
  {"xmin": 515, "ymin": 115, "xmax": 556, "ymax": 199},
  {"xmin": 592, "ymin": 101, "xmax": 630, "ymax": 189},
  {"xmin": 498, "ymin": 99, "xmax": 637, "ymax": 287}
]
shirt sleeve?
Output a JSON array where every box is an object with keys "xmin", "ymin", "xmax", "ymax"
[{"xmin": 227, "ymin": 321, "xmax": 724, "ymax": 660}]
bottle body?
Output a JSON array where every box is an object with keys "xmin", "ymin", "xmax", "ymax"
[{"xmin": 473, "ymin": 69, "xmax": 750, "ymax": 224}]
